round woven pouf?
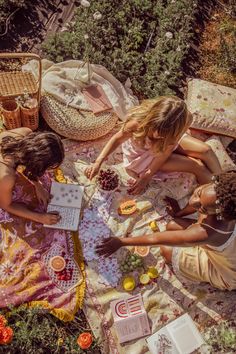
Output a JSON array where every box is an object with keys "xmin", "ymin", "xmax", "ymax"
[{"xmin": 40, "ymin": 94, "xmax": 118, "ymax": 141}]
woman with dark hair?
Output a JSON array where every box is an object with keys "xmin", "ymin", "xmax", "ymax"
[
  {"xmin": 0, "ymin": 127, "xmax": 64, "ymax": 224},
  {"xmin": 96, "ymin": 170, "xmax": 236, "ymax": 290}
]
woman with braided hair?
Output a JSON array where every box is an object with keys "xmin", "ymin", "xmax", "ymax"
[
  {"xmin": 97, "ymin": 170, "xmax": 236, "ymax": 290},
  {"xmin": 0, "ymin": 127, "xmax": 64, "ymax": 225}
]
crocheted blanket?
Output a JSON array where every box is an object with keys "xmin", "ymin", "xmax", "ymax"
[
  {"xmin": 23, "ymin": 59, "xmax": 138, "ymax": 120},
  {"xmin": 0, "ymin": 172, "xmax": 85, "ymax": 322},
  {"xmin": 61, "ymin": 133, "xmax": 236, "ymax": 353}
]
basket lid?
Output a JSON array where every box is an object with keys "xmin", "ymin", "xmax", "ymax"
[{"xmin": 0, "ymin": 71, "xmax": 38, "ymax": 98}]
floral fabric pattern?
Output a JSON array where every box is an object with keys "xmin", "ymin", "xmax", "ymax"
[
  {"xmin": 0, "ymin": 172, "xmax": 85, "ymax": 321},
  {"xmin": 187, "ymin": 78, "xmax": 236, "ymax": 138}
]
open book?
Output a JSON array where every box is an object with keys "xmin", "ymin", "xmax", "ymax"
[
  {"xmin": 146, "ymin": 313, "xmax": 204, "ymax": 354},
  {"xmin": 44, "ymin": 181, "xmax": 84, "ymax": 231}
]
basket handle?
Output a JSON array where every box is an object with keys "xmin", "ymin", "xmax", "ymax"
[{"xmin": 0, "ymin": 52, "xmax": 42, "ymax": 103}]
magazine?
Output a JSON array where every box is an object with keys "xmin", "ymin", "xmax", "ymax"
[
  {"xmin": 146, "ymin": 313, "xmax": 204, "ymax": 354},
  {"xmin": 44, "ymin": 181, "xmax": 84, "ymax": 231},
  {"xmin": 110, "ymin": 294, "xmax": 151, "ymax": 344}
]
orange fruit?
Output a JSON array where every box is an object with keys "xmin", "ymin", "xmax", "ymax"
[
  {"xmin": 49, "ymin": 256, "xmax": 66, "ymax": 272},
  {"xmin": 134, "ymin": 246, "xmax": 150, "ymax": 257}
]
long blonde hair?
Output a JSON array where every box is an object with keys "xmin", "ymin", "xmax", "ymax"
[{"xmin": 124, "ymin": 96, "xmax": 192, "ymax": 152}]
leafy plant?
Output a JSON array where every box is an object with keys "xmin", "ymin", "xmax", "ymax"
[
  {"xmin": 0, "ymin": 306, "xmax": 101, "ymax": 354},
  {"xmin": 219, "ymin": 19, "xmax": 236, "ymax": 73},
  {"xmin": 42, "ymin": 0, "xmax": 211, "ymax": 98},
  {"xmin": 0, "ymin": 0, "xmax": 29, "ymax": 34},
  {"xmin": 204, "ymin": 320, "xmax": 236, "ymax": 353}
]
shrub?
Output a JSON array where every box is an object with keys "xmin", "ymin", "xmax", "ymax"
[
  {"xmin": 204, "ymin": 320, "xmax": 236, "ymax": 353},
  {"xmin": 219, "ymin": 18, "xmax": 236, "ymax": 73},
  {"xmin": 42, "ymin": 0, "xmax": 210, "ymax": 98},
  {"xmin": 0, "ymin": 0, "xmax": 29, "ymax": 34},
  {"xmin": 0, "ymin": 306, "xmax": 101, "ymax": 354}
]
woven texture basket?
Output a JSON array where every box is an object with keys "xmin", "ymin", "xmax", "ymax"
[
  {"xmin": 0, "ymin": 52, "xmax": 42, "ymax": 131},
  {"xmin": 0, "ymin": 71, "xmax": 38, "ymax": 99},
  {"xmin": 21, "ymin": 99, "xmax": 39, "ymax": 131},
  {"xmin": 41, "ymin": 94, "xmax": 118, "ymax": 141},
  {"xmin": 1, "ymin": 100, "xmax": 21, "ymax": 130}
]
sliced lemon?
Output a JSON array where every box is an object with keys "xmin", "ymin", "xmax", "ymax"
[
  {"xmin": 122, "ymin": 276, "xmax": 136, "ymax": 291},
  {"xmin": 147, "ymin": 267, "xmax": 159, "ymax": 279},
  {"xmin": 139, "ymin": 273, "xmax": 150, "ymax": 285},
  {"xmin": 149, "ymin": 220, "xmax": 159, "ymax": 232}
]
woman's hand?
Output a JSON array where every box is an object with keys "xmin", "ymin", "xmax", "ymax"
[
  {"xmin": 34, "ymin": 183, "xmax": 51, "ymax": 208},
  {"xmin": 164, "ymin": 196, "xmax": 181, "ymax": 217},
  {"xmin": 39, "ymin": 212, "xmax": 61, "ymax": 225},
  {"xmin": 84, "ymin": 162, "xmax": 101, "ymax": 180},
  {"xmin": 96, "ymin": 236, "xmax": 123, "ymax": 257},
  {"xmin": 127, "ymin": 176, "xmax": 150, "ymax": 195}
]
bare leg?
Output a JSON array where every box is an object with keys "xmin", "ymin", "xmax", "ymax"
[
  {"xmin": 177, "ymin": 135, "xmax": 222, "ymax": 174},
  {"xmin": 160, "ymin": 218, "xmax": 195, "ymax": 263},
  {"xmin": 161, "ymin": 153, "xmax": 212, "ymax": 184}
]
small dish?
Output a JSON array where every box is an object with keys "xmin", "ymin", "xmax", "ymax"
[{"xmin": 96, "ymin": 168, "xmax": 120, "ymax": 193}]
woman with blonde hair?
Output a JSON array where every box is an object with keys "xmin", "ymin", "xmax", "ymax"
[{"xmin": 85, "ymin": 96, "xmax": 221, "ymax": 194}]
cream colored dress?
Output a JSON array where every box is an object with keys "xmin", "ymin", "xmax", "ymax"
[{"xmin": 172, "ymin": 224, "xmax": 236, "ymax": 290}]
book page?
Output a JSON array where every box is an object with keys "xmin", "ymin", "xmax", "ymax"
[
  {"xmin": 114, "ymin": 313, "xmax": 150, "ymax": 344},
  {"xmin": 44, "ymin": 204, "xmax": 80, "ymax": 231},
  {"xmin": 167, "ymin": 313, "xmax": 204, "ymax": 354},
  {"xmin": 146, "ymin": 327, "xmax": 179, "ymax": 354},
  {"xmin": 50, "ymin": 181, "xmax": 84, "ymax": 208}
]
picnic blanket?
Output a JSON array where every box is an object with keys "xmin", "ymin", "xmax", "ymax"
[
  {"xmin": 0, "ymin": 171, "xmax": 85, "ymax": 322},
  {"xmin": 61, "ymin": 133, "xmax": 236, "ymax": 353}
]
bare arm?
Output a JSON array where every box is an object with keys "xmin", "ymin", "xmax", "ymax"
[
  {"xmin": 175, "ymin": 203, "xmax": 196, "ymax": 217},
  {"xmin": 128, "ymin": 145, "xmax": 174, "ymax": 194},
  {"xmin": 142, "ymin": 145, "xmax": 174, "ymax": 179},
  {"xmin": 165, "ymin": 197, "xmax": 196, "ymax": 217},
  {"xmin": 0, "ymin": 176, "xmax": 59, "ymax": 224},
  {"xmin": 85, "ymin": 120, "xmax": 137, "ymax": 179},
  {"xmin": 96, "ymin": 224, "xmax": 208, "ymax": 257}
]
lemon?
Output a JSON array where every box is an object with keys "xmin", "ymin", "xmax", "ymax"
[
  {"xmin": 122, "ymin": 276, "xmax": 136, "ymax": 291},
  {"xmin": 139, "ymin": 273, "xmax": 150, "ymax": 285},
  {"xmin": 147, "ymin": 267, "xmax": 159, "ymax": 279},
  {"xmin": 149, "ymin": 220, "xmax": 159, "ymax": 232}
]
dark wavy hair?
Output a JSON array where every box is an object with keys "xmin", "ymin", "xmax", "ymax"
[
  {"xmin": 1, "ymin": 132, "xmax": 65, "ymax": 180},
  {"xmin": 214, "ymin": 170, "xmax": 236, "ymax": 220}
]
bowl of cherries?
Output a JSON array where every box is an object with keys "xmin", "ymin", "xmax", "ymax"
[{"xmin": 97, "ymin": 168, "xmax": 120, "ymax": 192}]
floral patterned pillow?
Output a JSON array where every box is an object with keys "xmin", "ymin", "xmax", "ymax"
[
  {"xmin": 206, "ymin": 135, "xmax": 235, "ymax": 171},
  {"xmin": 186, "ymin": 78, "xmax": 236, "ymax": 138}
]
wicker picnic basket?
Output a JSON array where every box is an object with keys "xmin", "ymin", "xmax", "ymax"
[
  {"xmin": 0, "ymin": 52, "xmax": 42, "ymax": 130},
  {"xmin": 40, "ymin": 94, "xmax": 118, "ymax": 141}
]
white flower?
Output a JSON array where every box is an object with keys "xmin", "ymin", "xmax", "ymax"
[
  {"xmin": 93, "ymin": 11, "xmax": 102, "ymax": 20},
  {"xmin": 176, "ymin": 45, "xmax": 181, "ymax": 52},
  {"xmin": 84, "ymin": 34, "xmax": 89, "ymax": 39},
  {"xmin": 80, "ymin": 0, "xmax": 90, "ymax": 7},
  {"xmin": 164, "ymin": 70, "xmax": 170, "ymax": 75},
  {"xmin": 165, "ymin": 31, "xmax": 173, "ymax": 39},
  {"xmin": 0, "ymin": 260, "xmax": 16, "ymax": 281}
]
